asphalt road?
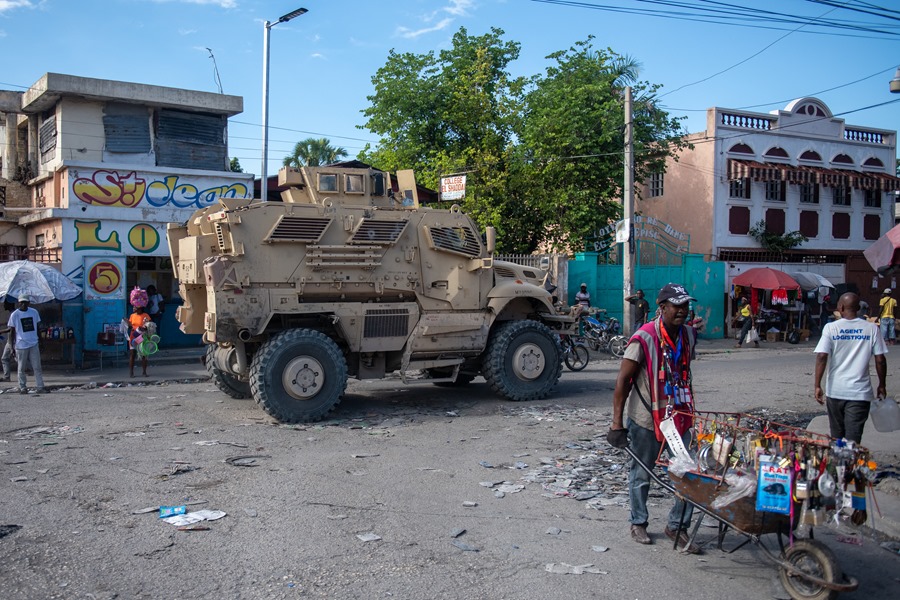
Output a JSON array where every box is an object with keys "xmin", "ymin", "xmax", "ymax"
[{"xmin": 1, "ymin": 349, "xmax": 898, "ymax": 599}]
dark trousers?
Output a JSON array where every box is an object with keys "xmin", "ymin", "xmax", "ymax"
[
  {"xmin": 737, "ymin": 318, "xmax": 753, "ymax": 345},
  {"xmin": 826, "ymin": 397, "xmax": 870, "ymax": 443}
]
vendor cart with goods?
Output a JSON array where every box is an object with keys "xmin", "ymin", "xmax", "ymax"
[{"xmin": 627, "ymin": 410, "xmax": 878, "ymax": 600}]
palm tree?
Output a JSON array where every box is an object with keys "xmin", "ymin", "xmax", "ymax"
[{"xmin": 283, "ymin": 137, "xmax": 348, "ymax": 167}]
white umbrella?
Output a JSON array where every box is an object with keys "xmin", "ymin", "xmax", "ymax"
[
  {"xmin": 791, "ymin": 272, "xmax": 835, "ymax": 303},
  {"xmin": 0, "ymin": 260, "xmax": 82, "ymax": 304}
]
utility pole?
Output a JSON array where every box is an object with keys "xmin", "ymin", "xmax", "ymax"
[{"xmin": 622, "ymin": 86, "xmax": 635, "ymax": 336}]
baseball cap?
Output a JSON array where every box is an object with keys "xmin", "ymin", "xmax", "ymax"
[
  {"xmin": 18, "ymin": 295, "xmax": 32, "ymax": 303},
  {"xmin": 580, "ymin": 282, "xmax": 587, "ymax": 288},
  {"xmin": 884, "ymin": 288, "xmax": 892, "ymax": 294},
  {"xmin": 656, "ymin": 283, "xmax": 696, "ymax": 305}
]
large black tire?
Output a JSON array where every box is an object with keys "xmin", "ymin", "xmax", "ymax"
[
  {"xmin": 206, "ymin": 344, "xmax": 251, "ymax": 399},
  {"xmin": 249, "ymin": 329, "xmax": 348, "ymax": 423},
  {"xmin": 564, "ymin": 343, "xmax": 590, "ymax": 371},
  {"xmin": 778, "ymin": 539, "xmax": 842, "ymax": 600},
  {"xmin": 482, "ymin": 320, "xmax": 562, "ymax": 401}
]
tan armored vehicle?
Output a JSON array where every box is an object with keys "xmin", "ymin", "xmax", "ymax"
[{"xmin": 167, "ymin": 164, "xmax": 565, "ymax": 422}]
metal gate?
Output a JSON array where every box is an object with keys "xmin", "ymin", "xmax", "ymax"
[{"xmin": 568, "ymin": 219, "xmax": 726, "ymax": 338}]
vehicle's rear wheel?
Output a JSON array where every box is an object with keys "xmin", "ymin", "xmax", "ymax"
[
  {"xmin": 206, "ymin": 344, "xmax": 251, "ymax": 399},
  {"xmin": 249, "ymin": 329, "xmax": 348, "ymax": 423},
  {"xmin": 778, "ymin": 539, "xmax": 841, "ymax": 600},
  {"xmin": 482, "ymin": 320, "xmax": 561, "ymax": 401}
]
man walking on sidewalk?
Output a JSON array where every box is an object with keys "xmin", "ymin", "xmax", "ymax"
[
  {"xmin": 879, "ymin": 288, "xmax": 896, "ymax": 345},
  {"xmin": 814, "ymin": 292, "xmax": 887, "ymax": 443},
  {"xmin": 7, "ymin": 296, "xmax": 46, "ymax": 394}
]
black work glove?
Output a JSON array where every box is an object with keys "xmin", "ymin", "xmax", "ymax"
[{"xmin": 607, "ymin": 428, "xmax": 629, "ymax": 449}]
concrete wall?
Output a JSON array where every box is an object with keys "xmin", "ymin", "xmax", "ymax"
[{"xmin": 639, "ymin": 131, "xmax": 715, "ymax": 256}]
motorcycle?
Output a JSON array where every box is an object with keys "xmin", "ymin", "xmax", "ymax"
[{"xmin": 580, "ymin": 311, "xmax": 628, "ymax": 358}]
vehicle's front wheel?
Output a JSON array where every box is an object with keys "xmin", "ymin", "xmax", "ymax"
[
  {"xmin": 206, "ymin": 344, "xmax": 251, "ymax": 399},
  {"xmin": 482, "ymin": 320, "xmax": 561, "ymax": 401},
  {"xmin": 249, "ymin": 329, "xmax": 348, "ymax": 423}
]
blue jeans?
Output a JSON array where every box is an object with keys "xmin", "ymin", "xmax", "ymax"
[
  {"xmin": 628, "ymin": 419, "xmax": 694, "ymax": 530},
  {"xmin": 880, "ymin": 317, "xmax": 895, "ymax": 342}
]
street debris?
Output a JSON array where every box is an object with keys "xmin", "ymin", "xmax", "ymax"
[
  {"xmin": 193, "ymin": 440, "xmax": 248, "ymax": 448},
  {"xmin": 462, "ymin": 501, "xmax": 478, "ymax": 508},
  {"xmin": 356, "ymin": 532, "xmax": 381, "ymax": 542},
  {"xmin": 162, "ymin": 509, "xmax": 226, "ymax": 527},
  {"xmin": 591, "ymin": 545, "xmax": 609, "ymax": 553},
  {"xmin": 545, "ymin": 563, "xmax": 606, "ymax": 575},
  {"xmin": 450, "ymin": 528, "xmax": 466, "ymax": 538},
  {"xmin": 224, "ymin": 455, "xmax": 271, "ymax": 467},
  {"xmin": 11, "ymin": 425, "xmax": 83, "ymax": 440},
  {"xmin": 451, "ymin": 540, "xmax": 479, "ymax": 552},
  {"xmin": 351, "ymin": 453, "xmax": 379, "ymax": 458},
  {"xmin": 0, "ymin": 524, "xmax": 22, "ymax": 539}
]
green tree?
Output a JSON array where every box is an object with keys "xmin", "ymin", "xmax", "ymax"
[
  {"xmin": 283, "ymin": 137, "xmax": 348, "ymax": 167},
  {"xmin": 229, "ymin": 157, "xmax": 243, "ymax": 173},
  {"xmin": 359, "ymin": 29, "xmax": 688, "ymax": 253},
  {"xmin": 360, "ymin": 27, "xmax": 527, "ymax": 250},
  {"xmin": 518, "ymin": 38, "xmax": 689, "ymax": 251}
]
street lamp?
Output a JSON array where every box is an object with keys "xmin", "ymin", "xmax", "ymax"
[
  {"xmin": 261, "ymin": 7, "xmax": 307, "ymax": 197},
  {"xmin": 891, "ymin": 67, "xmax": 900, "ymax": 94}
]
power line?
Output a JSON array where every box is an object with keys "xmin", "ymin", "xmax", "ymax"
[{"xmin": 529, "ymin": 0, "xmax": 900, "ymax": 38}]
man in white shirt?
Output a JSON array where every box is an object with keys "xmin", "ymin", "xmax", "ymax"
[
  {"xmin": 814, "ymin": 292, "xmax": 886, "ymax": 442},
  {"xmin": 7, "ymin": 295, "xmax": 46, "ymax": 394}
]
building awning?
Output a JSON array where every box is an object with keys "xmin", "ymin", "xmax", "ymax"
[{"xmin": 728, "ymin": 159, "xmax": 900, "ymax": 191}]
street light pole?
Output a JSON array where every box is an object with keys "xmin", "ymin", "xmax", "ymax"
[{"xmin": 261, "ymin": 7, "xmax": 308, "ymax": 198}]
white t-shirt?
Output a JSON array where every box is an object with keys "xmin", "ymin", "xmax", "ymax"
[
  {"xmin": 8, "ymin": 307, "xmax": 41, "ymax": 350},
  {"xmin": 575, "ymin": 290, "xmax": 590, "ymax": 307},
  {"xmin": 814, "ymin": 318, "xmax": 887, "ymax": 401},
  {"xmin": 148, "ymin": 293, "xmax": 164, "ymax": 315}
]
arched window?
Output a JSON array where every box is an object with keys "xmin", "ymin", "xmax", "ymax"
[
  {"xmin": 764, "ymin": 147, "xmax": 789, "ymax": 159},
  {"xmin": 831, "ymin": 154, "xmax": 853, "ymax": 165},
  {"xmin": 799, "ymin": 150, "xmax": 822, "ymax": 162},
  {"xmin": 862, "ymin": 157, "xmax": 885, "ymax": 169},
  {"xmin": 728, "ymin": 143, "xmax": 753, "ymax": 155}
]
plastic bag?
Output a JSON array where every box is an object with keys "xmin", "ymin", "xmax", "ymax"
[
  {"xmin": 667, "ymin": 453, "xmax": 698, "ymax": 479},
  {"xmin": 871, "ymin": 396, "xmax": 900, "ymax": 432},
  {"xmin": 711, "ymin": 470, "xmax": 757, "ymax": 509},
  {"xmin": 744, "ymin": 327, "xmax": 760, "ymax": 344}
]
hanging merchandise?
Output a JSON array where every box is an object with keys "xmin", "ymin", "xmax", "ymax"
[
  {"xmin": 771, "ymin": 288, "xmax": 789, "ymax": 305},
  {"xmin": 659, "ymin": 410, "xmax": 877, "ymax": 532}
]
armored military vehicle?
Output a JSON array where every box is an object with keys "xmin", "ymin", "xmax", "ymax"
[{"xmin": 167, "ymin": 164, "xmax": 566, "ymax": 423}]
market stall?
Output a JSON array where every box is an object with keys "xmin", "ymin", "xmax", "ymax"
[
  {"xmin": 0, "ymin": 260, "xmax": 82, "ymax": 366},
  {"xmin": 732, "ymin": 268, "xmax": 803, "ymax": 342}
]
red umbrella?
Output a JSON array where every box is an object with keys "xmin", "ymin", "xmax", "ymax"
[
  {"xmin": 863, "ymin": 223, "xmax": 900, "ymax": 275},
  {"xmin": 733, "ymin": 267, "xmax": 801, "ymax": 291}
]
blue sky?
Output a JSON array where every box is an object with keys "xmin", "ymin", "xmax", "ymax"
[{"xmin": 1, "ymin": 0, "xmax": 898, "ymax": 178}]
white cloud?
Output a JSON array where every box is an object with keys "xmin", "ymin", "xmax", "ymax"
[
  {"xmin": 0, "ymin": 1, "xmax": 33, "ymax": 13},
  {"xmin": 396, "ymin": 17, "xmax": 453, "ymax": 39},
  {"xmin": 179, "ymin": 28, "xmax": 198, "ymax": 35},
  {"xmin": 310, "ymin": 52, "xmax": 325, "ymax": 60},
  {"xmin": 443, "ymin": 0, "xmax": 473, "ymax": 17}
]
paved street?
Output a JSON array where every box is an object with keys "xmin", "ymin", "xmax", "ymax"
[{"xmin": 1, "ymin": 343, "xmax": 899, "ymax": 599}]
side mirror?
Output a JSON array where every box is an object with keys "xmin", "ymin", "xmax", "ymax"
[{"xmin": 484, "ymin": 227, "xmax": 496, "ymax": 254}]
